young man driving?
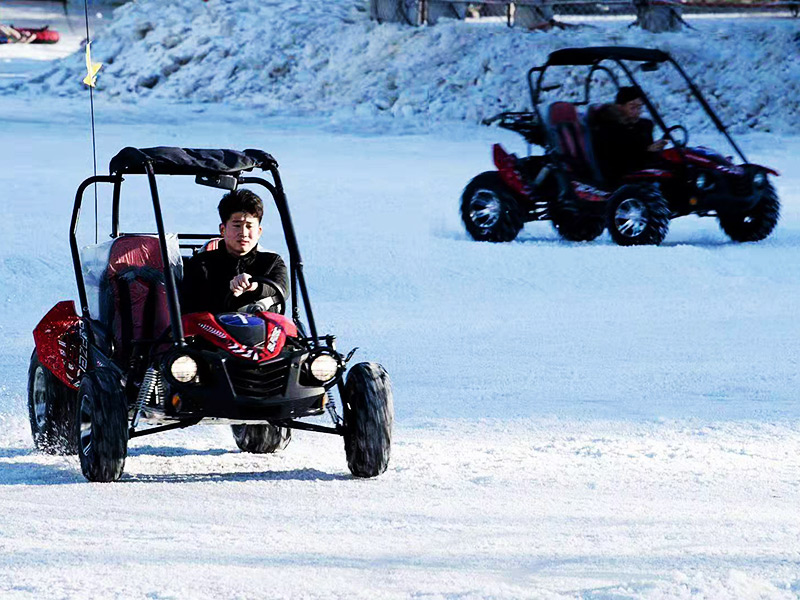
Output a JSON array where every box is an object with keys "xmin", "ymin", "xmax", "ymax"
[
  {"xmin": 592, "ymin": 86, "xmax": 668, "ymax": 186},
  {"xmin": 181, "ymin": 189, "xmax": 287, "ymax": 315}
]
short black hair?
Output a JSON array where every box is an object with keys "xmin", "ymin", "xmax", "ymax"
[
  {"xmin": 615, "ymin": 86, "xmax": 645, "ymax": 105},
  {"xmin": 218, "ymin": 189, "xmax": 264, "ymax": 224}
]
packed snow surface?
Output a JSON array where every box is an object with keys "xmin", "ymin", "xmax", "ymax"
[
  {"xmin": 0, "ymin": 95, "xmax": 798, "ymax": 598},
  {"xmin": 11, "ymin": 0, "xmax": 800, "ymax": 134}
]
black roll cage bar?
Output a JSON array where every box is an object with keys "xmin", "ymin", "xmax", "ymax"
[
  {"xmin": 70, "ymin": 159, "xmax": 321, "ymax": 352},
  {"xmin": 526, "ymin": 48, "xmax": 749, "ymax": 164}
]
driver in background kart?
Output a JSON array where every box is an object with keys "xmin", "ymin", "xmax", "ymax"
[
  {"xmin": 591, "ymin": 86, "xmax": 667, "ymax": 187},
  {"xmin": 181, "ymin": 189, "xmax": 288, "ymax": 315}
]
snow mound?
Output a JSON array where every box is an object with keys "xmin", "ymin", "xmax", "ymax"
[{"xmin": 10, "ymin": 0, "xmax": 800, "ymax": 133}]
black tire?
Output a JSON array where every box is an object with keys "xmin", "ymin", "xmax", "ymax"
[
  {"xmin": 549, "ymin": 203, "xmax": 605, "ymax": 242},
  {"xmin": 231, "ymin": 424, "xmax": 291, "ymax": 454},
  {"xmin": 606, "ymin": 184, "xmax": 670, "ymax": 246},
  {"xmin": 76, "ymin": 368, "xmax": 129, "ymax": 482},
  {"xmin": 460, "ymin": 172, "xmax": 523, "ymax": 243},
  {"xmin": 343, "ymin": 362, "xmax": 393, "ymax": 478},
  {"xmin": 27, "ymin": 350, "xmax": 77, "ymax": 455},
  {"xmin": 718, "ymin": 182, "xmax": 780, "ymax": 242}
]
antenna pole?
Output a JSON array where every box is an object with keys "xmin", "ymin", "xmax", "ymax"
[{"xmin": 84, "ymin": 0, "xmax": 99, "ymax": 243}]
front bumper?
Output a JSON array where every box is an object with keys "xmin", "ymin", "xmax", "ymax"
[{"xmin": 166, "ymin": 348, "xmax": 329, "ymax": 421}]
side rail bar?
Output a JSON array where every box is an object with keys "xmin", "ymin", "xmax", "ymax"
[{"xmin": 70, "ymin": 175, "xmax": 120, "ymax": 320}]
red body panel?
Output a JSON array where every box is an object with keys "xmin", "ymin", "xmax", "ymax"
[
  {"xmin": 33, "ymin": 301, "xmax": 82, "ymax": 390},
  {"xmin": 182, "ymin": 312, "xmax": 298, "ymax": 363},
  {"xmin": 492, "ymin": 144, "xmax": 527, "ymax": 197},
  {"xmin": 571, "ymin": 181, "xmax": 609, "ymax": 203},
  {"xmin": 623, "ymin": 169, "xmax": 675, "ymax": 182},
  {"xmin": 660, "ymin": 148, "xmax": 779, "ymax": 177}
]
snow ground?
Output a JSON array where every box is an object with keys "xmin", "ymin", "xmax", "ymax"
[{"xmin": 0, "ymin": 96, "xmax": 798, "ymax": 598}]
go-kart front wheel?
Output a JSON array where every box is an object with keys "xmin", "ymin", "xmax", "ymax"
[
  {"xmin": 343, "ymin": 362, "xmax": 394, "ymax": 478},
  {"xmin": 460, "ymin": 172, "xmax": 523, "ymax": 242},
  {"xmin": 606, "ymin": 184, "xmax": 670, "ymax": 246},
  {"xmin": 718, "ymin": 182, "xmax": 780, "ymax": 243},
  {"xmin": 231, "ymin": 424, "xmax": 291, "ymax": 454},
  {"xmin": 76, "ymin": 369, "xmax": 129, "ymax": 482}
]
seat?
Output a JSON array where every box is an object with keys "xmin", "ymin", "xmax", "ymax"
[
  {"xmin": 199, "ymin": 238, "xmax": 221, "ymax": 252},
  {"xmin": 547, "ymin": 102, "xmax": 602, "ymax": 183},
  {"xmin": 99, "ymin": 235, "xmax": 181, "ymax": 359}
]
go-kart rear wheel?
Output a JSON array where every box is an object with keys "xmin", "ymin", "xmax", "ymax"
[
  {"xmin": 606, "ymin": 184, "xmax": 670, "ymax": 246},
  {"xmin": 27, "ymin": 350, "xmax": 77, "ymax": 455},
  {"xmin": 549, "ymin": 204, "xmax": 605, "ymax": 242},
  {"xmin": 76, "ymin": 369, "xmax": 129, "ymax": 482},
  {"xmin": 718, "ymin": 182, "xmax": 780, "ymax": 242},
  {"xmin": 343, "ymin": 363, "xmax": 393, "ymax": 478},
  {"xmin": 231, "ymin": 424, "xmax": 291, "ymax": 454},
  {"xmin": 460, "ymin": 172, "xmax": 523, "ymax": 242}
]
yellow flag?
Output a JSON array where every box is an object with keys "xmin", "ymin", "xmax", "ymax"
[{"xmin": 83, "ymin": 41, "xmax": 102, "ymax": 87}]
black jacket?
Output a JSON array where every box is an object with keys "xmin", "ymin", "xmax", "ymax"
[
  {"xmin": 181, "ymin": 247, "xmax": 288, "ymax": 315},
  {"xmin": 591, "ymin": 106, "xmax": 657, "ymax": 186}
]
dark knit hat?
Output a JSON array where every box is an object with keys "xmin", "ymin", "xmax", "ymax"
[{"xmin": 615, "ymin": 86, "xmax": 645, "ymax": 105}]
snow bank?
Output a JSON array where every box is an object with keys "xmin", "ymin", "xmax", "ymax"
[{"xmin": 9, "ymin": 0, "xmax": 800, "ymax": 134}]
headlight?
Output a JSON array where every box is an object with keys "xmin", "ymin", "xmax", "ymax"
[
  {"xmin": 753, "ymin": 172, "xmax": 766, "ymax": 188},
  {"xmin": 696, "ymin": 173, "xmax": 713, "ymax": 190},
  {"xmin": 309, "ymin": 354, "xmax": 339, "ymax": 383},
  {"xmin": 170, "ymin": 355, "xmax": 198, "ymax": 383}
]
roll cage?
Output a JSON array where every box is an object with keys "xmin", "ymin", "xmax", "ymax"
[
  {"xmin": 70, "ymin": 146, "xmax": 322, "ymax": 354},
  {"xmin": 527, "ymin": 46, "xmax": 749, "ymax": 165}
]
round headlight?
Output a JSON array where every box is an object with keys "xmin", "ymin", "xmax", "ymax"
[
  {"xmin": 753, "ymin": 172, "xmax": 766, "ymax": 188},
  {"xmin": 170, "ymin": 355, "xmax": 198, "ymax": 383},
  {"xmin": 696, "ymin": 173, "xmax": 707, "ymax": 189},
  {"xmin": 309, "ymin": 354, "xmax": 339, "ymax": 383}
]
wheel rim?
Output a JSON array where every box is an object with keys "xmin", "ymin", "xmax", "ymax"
[
  {"xmin": 32, "ymin": 366, "xmax": 48, "ymax": 430},
  {"xmin": 79, "ymin": 393, "xmax": 92, "ymax": 457},
  {"xmin": 614, "ymin": 198, "xmax": 648, "ymax": 238},
  {"xmin": 469, "ymin": 190, "xmax": 502, "ymax": 230}
]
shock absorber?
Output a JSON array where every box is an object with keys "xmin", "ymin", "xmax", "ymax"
[
  {"xmin": 325, "ymin": 390, "xmax": 343, "ymax": 427},
  {"xmin": 132, "ymin": 367, "xmax": 164, "ymax": 429}
]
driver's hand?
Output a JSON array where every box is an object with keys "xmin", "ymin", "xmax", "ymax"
[
  {"xmin": 648, "ymin": 139, "xmax": 668, "ymax": 152},
  {"xmin": 230, "ymin": 273, "xmax": 258, "ymax": 297}
]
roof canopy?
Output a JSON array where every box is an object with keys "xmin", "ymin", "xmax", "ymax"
[
  {"xmin": 109, "ymin": 147, "xmax": 278, "ymax": 176},
  {"xmin": 546, "ymin": 46, "xmax": 670, "ymax": 66}
]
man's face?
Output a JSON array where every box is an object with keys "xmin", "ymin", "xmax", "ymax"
[
  {"xmin": 619, "ymin": 98, "xmax": 644, "ymax": 123},
  {"xmin": 220, "ymin": 211, "xmax": 262, "ymax": 256}
]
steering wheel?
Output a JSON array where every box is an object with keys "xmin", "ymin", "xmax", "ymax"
[
  {"xmin": 663, "ymin": 124, "xmax": 688, "ymax": 148},
  {"xmin": 224, "ymin": 275, "xmax": 286, "ymax": 315}
]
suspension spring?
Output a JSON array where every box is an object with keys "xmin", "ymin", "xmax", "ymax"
[
  {"xmin": 325, "ymin": 390, "xmax": 343, "ymax": 427},
  {"xmin": 132, "ymin": 367, "xmax": 163, "ymax": 428}
]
